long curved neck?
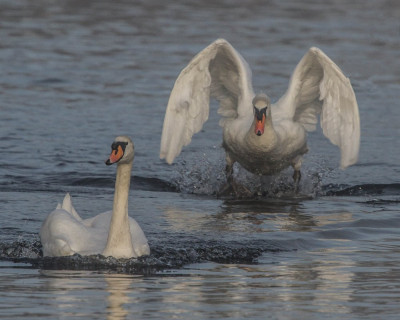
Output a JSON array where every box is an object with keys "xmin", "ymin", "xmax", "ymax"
[{"xmin": 103, "ymin": 161, "xmax": 135, "ymax": 258}]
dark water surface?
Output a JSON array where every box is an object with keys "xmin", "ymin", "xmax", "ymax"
[{"xmin": 1, "ymin": 0, "xmax": 400, "ymax": 319}]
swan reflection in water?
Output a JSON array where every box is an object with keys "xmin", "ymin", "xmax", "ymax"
[
  {"xmin": 38, "ymin": 270, "xmax": 135, "ymax": 320},
  {"xmin": 161, "ymin": 198, "xmax": 315, "ymax": 234},
  {"xmin": 104, "ymin": 274, "xmax": 134, "ymax": 320}
]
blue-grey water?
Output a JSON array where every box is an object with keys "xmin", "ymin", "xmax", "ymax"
[{"xmin": 1, "ymin": 0, "xmax": 400, "ymax": 319}]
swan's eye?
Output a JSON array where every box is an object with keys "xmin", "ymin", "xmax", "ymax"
[
  {"xmin": 111, "ymin": 141, "xmax": 128, "ymax": 152},
  {"xmin": 254, "ymin": 106, "xmax": 267, "ymax": 121},
  {"xmin": 262, "ymin": 106, "xmax": 267, "ymax": 113}
]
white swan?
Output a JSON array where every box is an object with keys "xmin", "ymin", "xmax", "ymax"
[
  {"xmin": 160, "ymin": 39, "xmax": 360, "ymax": 193},
  {"xmin": 40, "ymin": 136, "xmax": 150, "ymax": 258}
]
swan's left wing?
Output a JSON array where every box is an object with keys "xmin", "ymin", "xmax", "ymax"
[
  {"xmin": 275, "ymin": 47, "xmax": 360, "ymax": 169},
  {"xmin": 160, "ymin": 39, "xmax": 254, "ymax": 164}
]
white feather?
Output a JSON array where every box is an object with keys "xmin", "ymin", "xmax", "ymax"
[{"xmin": 275, "ymin": 47, "xmax": 360, "ymax": 168}]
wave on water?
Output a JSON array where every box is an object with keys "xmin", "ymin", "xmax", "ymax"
[
  {"xmin": 2, "ymin": 165, "xmax": 399, "ymax": 201},
  {"xmin": 0, "ymin": 172, "xmax": 178, "ymax": 194},
  {"xmin": 324, "ymin": 183, "xmax": 400, "ymax": 197}
]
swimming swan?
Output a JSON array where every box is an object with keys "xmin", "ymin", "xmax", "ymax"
[
  {"xmin": 40, "ymin": 136, "xmax": 150, "ymax": 258},
  {"xmin": 160, "ymin": 39, "xmax": 360, "ymax": 193}
]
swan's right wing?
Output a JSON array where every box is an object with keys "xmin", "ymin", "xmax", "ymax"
[
  {"xmin": 160, "ymin": 39, "xmax": 254, "ymax": 164},
  {"xmin": 62, "ymin": 193, "xmax": 82, "ymax": 221}
]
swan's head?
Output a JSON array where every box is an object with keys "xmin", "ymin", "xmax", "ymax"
[
  {"xmin": 105, "ymin": 136, "xmax": 134, "ymax": 166},
  {"xmin": 252, "ymin": 93, "xmax": 271, "ymax": 136}
]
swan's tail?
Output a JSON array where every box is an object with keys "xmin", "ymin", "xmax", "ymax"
[{"xmin": 61, "ymin": 193, "xmax": 82, "ymax": 221}]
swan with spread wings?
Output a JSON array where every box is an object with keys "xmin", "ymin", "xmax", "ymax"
[{"xmin": 160, "ymin": 39, "xmax": 360, "ymax": 194}]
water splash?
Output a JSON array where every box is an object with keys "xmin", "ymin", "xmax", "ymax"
[
  {"xmin": 172, "ymin": 147, "xmax": 226, "ymax": 195},
  {"xmin": 171, "ymin": 147, "xmax": 326, "ymax": 199}
]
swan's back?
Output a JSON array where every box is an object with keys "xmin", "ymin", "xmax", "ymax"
[
  {"xmin": 40, "ymin": 208, "xmax": 92, "ymax": 256},
  {"xmin": 40, "ymin": 194, "xmax": 149, "ymax": 257}
]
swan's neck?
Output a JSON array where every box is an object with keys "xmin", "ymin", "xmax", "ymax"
[{"xmin": 103, "ymin": 161, "xmax": 135, "ymax": 258}]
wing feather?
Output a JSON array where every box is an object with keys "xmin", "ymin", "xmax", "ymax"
[
  {"xmin": 160, "ymin": 39, "xmax": 254, "ymax": 164},
  {"xmin": 275, "ymin": 47, "xmax": 360, "ymax": 168}
]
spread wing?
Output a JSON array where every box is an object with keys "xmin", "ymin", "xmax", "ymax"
[
  {"xmin": 274, "ymin": 47, "xmax": 360, "ymax": 169},
  {"xmin": 160, "ymin": 39, "xmax": 254, "ymax": 164}
]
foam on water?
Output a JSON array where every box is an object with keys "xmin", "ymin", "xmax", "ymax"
[{"xmin": 0, "ymin": 238, "xmax": 291, "ymax": 275}]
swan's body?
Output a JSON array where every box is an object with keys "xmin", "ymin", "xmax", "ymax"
[
  {"xmin": 160, "ymin": 39, "xmax": 360, "ymax": 191},
  {"xmin": 40, "ymin": 136, "xmax": 150, "ymax": 258}
]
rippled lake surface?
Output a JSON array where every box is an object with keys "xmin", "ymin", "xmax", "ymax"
[{"xmin": 1, "ymin": 0, "xmax": 400, "ymax": 319}]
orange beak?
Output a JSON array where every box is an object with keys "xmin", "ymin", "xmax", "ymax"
[
  {"xmin": 106, "ymin": 145, "xmax": 124, "ymax": 165},
  {"xmin": 255, "ymin": 114, "xmax": 266, "ymax": 136}
]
